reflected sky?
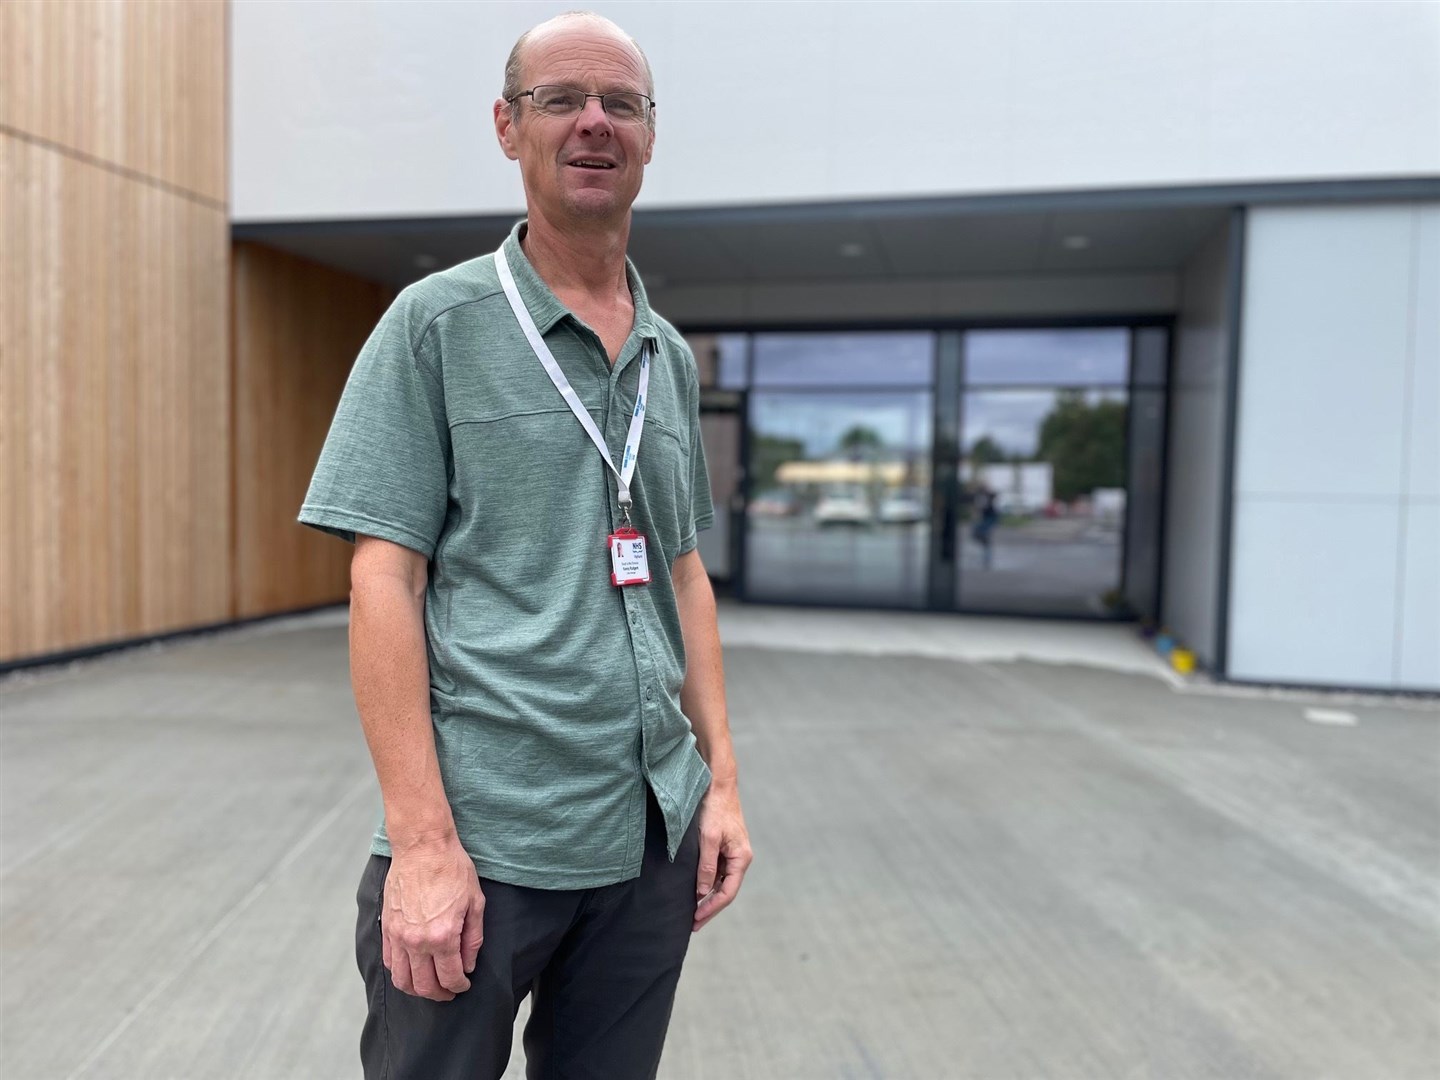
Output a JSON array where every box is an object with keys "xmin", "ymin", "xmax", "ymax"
[
  {"xmin": 716, "ymin": 334, "xmax": 748, "ymax": 388},
  {"xmin": 685, "ymin": 333, "xmax": 749, "ymax": 389},
  {"xmin": 752, "ymin": 392, "xmax": 932, "ymax": 458},
  {"xmin": 966, "ymin": 329, "xmax": 1128, "ymax": 386},
  {"xmin": 964, "ymin": 388, "xmax": 1126, "ymax": 457},
  {"xmin": 753, "ymin": 332, "xmax": 935, "ymax": 387}
]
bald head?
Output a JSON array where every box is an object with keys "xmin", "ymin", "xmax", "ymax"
[{"xmin": 502, "ymin": 11, "xmax": 654, "ymax": 110}]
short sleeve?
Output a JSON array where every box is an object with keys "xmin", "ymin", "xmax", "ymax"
[
  {"xmin": 298, "ymin": 300, "xmax": 451, "ymax": 558},
  {"xmin": 678, "ymin": 364, "xmax": 714, "ymax": 556}
]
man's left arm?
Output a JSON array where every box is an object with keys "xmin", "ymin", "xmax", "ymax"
[{"xmin": 672, "ymin": 548, "xmax": 753, "ymax": 932}]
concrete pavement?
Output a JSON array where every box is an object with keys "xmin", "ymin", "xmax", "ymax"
[{"xmin": 2, "ymin": 604, "xmax": 1437, "ymax": 1079}]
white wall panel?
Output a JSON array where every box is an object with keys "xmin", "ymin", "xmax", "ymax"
[
  {"xmin": 1398, "ymin": 503, "xmax": 1440, "ymax": 689},
  {"xmin": 1236, "ymin": 206, "xmax": 1413, "ymax": 498},
  {"xmin": 1163, "ymin": 223, "xmax": 1232, "ymax": 667},
  {"xmin": 1228, "ymin": 499, "xmax": 1401, "ymax": 688},
  {"xmin": 1227, "ymin": 201, "xmax": 1438, "ymax": 690},
  {"xmin": 1408, "ymin": 206, "xmax": 1440, "ymax": 500},
  {"xmin": 231, "ymin": 0, "xmax": 1440, "ymax": 222}
]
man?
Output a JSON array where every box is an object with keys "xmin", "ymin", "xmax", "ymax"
[{"xmin": 298, "ymin": 12, "xmax": 751, "ymax": 1079}]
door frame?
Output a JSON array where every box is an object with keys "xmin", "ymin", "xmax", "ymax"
[{"xmin": 698, "ymin": 389, "xmax": 747, "ymax": 591}]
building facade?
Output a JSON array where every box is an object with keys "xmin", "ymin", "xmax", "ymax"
[{"xmin": 5, "ymin": 1, "xmax": 1437, "ymax": 692}]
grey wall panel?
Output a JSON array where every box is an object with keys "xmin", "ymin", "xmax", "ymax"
[
  {"xmin": 745, "ymin": 281, "xmax": 937, "ymax": 324},
  {"xmin": 1407, "ymin": 206, "xmax": 1440, "ymax": 501},
  {"xmin": 1398, "ymin": 206, "xmax": 1439, "ymax": 690},
  {"xmin": 1228, "ymin": 498, "xmax": 1403, "ymax": 687},
  {"xmin": 1398, "ymin": 503, "xmax": 1440, "ymax": 690},
  {"xmin": 647, "ymin": 273, "xmax": 1178, "ymax": 327},
  {"xmin": 931, "ymin": 274, "xmax": 1178, "ymax": 319},
  {"xmin": 1162, "ymin": 223, "xmax": 1232, "ymax": 666}
]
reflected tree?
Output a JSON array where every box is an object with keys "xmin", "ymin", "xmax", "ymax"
[
  {"xmin": 837, "ymin": 424, "xmax": 885, "ymax": 459},
  {"xmin": 969, "ymin": 435, "xmax": 1007, "ymax": 466},
  {"xmin": 1037, "ymin": 390, "xmax": 1127, "ymax": 501},
  {"xmin": 751, "ymin": 433, "xmax": 805, "ymax": 493}
]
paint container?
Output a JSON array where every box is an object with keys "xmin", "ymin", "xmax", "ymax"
[{"xmin": 1170, "ymin": 648, "xmax": 1196, "ymax": 675}]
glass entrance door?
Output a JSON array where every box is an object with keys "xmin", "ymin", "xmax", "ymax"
[
  {"xmin": 688, "ymin": 323, "xmax": 1167, "ymax": 619},
  {"xmin": 742, "ymin": 332, "xmax": 934, "ymax": 607},
  {"xmin": 697, "ymin": 401, "xmax": 742, "ymax": 584},
  {"xmin": 951, "ymin": 329, "xmax": 1135, "ymax": 617}
]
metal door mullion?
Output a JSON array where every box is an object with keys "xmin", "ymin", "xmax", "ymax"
[{"xmin": 928, "ymin": 331, "xmax": 963, "ymax": 610}]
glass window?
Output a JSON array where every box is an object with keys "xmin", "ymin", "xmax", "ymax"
[
  {"xmin": 965, "ymin": 328, "xmax": 1128, "ymax": 386},
  {"xmin": 957, "ymin": 388, "xmax": 1127, "ymax": 616},
  {"xmin": 746, "ymin": 391, "xmax": 932, "ymax": 607},
  {"xmin": 686, "ymin": 333, "xmax": 748, "ymax": 389},
  {"xmin": 753, "ymin": 332, "xmax": 934, "ymax": 387}
]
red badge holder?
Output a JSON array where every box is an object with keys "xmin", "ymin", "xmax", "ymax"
[{"xmin": 608, "ymin": 527, "xmax": 652, "ymax": 587}]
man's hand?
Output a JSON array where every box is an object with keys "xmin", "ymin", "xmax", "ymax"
[
  {"xmin": 382, "ymin": 839, "xmax": 486, "ymax": 1001},
  {"xmin": 693, "ymin": 780, "xmax": 752, "ymax": 932}
]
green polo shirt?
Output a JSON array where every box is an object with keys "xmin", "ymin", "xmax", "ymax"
[{"xmin": 299, "ymin": 222, "xmax": 714, "ymax": 889}]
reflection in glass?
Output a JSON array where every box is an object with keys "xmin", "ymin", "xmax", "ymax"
[
  {"xmin": 747, "ymin": 392, "xmax": 932, "ymax": 606},
  {"xmin": 965, "ymin": 329, "xmax": 1128, "ymax": 386},
  {"xmin": 686, "ymin": 333, "xmax": 749, "ymax": 389},
  {"xmin": 697, "ymin": 411, "xmax": 742, "ymax": 581},
  {"xmin": 753, "ymin": 332, "xmax": 934, "ymax": 387},
  {"xmin": 958, "ymin": 388, "xmax": 1128, "ymax": 616}
]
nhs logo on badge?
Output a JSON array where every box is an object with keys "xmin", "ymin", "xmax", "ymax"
[{"xmin": 610, "ymin": 531, "xmax": 651, "ymax": 586}]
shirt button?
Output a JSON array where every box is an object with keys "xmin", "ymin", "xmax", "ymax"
[{"xmin": 645, "ymin": 686, "xmax": 654, "ymax": 702}]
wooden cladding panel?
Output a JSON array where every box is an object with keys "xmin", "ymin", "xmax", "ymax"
[
  {"xmin": 0, "ymin": 0, "xmax": 227, "ymax": 202},
  {"xmin": 232, "ymin": 243, "xmax": 391, "ymax": 618},
  {"xmin": 1, "ymin": 134, "xmax": 230, "ymax": 662}
]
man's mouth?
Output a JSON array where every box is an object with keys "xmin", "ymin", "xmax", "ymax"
[{"xmin": 568, "ymin": 159, "xmax": 616, "ymax": 170}]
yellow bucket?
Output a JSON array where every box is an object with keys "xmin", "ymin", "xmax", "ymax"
[{"xmin": 1170, "ymin": 648, "xmax": 1196, "ymax": 675}]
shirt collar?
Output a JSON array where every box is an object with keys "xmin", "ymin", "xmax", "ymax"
[{"xmin": 501, "ymin": 220, "xmax": 659, "ymax": 341}]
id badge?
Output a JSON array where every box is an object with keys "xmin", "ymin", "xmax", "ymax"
[{"xmin": 608, "ymin": 528, "xmax": 651, "ymax": 587}]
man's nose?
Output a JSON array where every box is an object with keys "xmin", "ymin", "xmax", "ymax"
[{"xmin": 576, "ymin": 97, "xmax": 613, "ymax": 136}]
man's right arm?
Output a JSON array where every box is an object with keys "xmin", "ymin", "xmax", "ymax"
[{"xmin": 350, "ymin": 535, "xmax": 485, "ymax": 1002}]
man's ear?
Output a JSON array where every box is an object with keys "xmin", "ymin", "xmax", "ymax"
[
  {"xmin": 494, "ymin": 99, "xmax": 520, "ymax": 161},
  {"xmin": 643, "ymin": 109, "xmax": 655, "ymax": 165}
]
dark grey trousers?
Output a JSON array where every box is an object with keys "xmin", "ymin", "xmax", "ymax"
[{"xmin": 355, "ymin": 792, "xmax": 700, "ymax": 1080}]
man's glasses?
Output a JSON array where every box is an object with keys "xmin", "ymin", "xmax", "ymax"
[{"xmin": 509, "ymin": 85, "xmax": 654, "ymax": 124}]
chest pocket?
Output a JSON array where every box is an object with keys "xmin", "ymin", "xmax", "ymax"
[{"xmin": 631, "ymin": 419, "xmax": 688, "ymax": 565}]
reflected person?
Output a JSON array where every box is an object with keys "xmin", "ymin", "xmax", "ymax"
[{"xmin": 972, "ymin": 484, "xmax": 1000, "ymax": 569}]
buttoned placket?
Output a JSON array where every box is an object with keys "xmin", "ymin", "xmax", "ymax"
[{"xmin": 594, "ymin": 324, "xmax": 667, "ymax": 873}]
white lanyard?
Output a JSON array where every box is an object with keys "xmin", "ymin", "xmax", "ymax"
[{"xmin": 495, "ymin": 245, "xmax": 651, "ymax": 521}]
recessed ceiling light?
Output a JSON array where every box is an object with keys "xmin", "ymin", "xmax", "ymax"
[
  {"xmin": 414, "ymin": 254, "xmax": 439, "ymax": 269},
  {"xmin": 1062, "ymin": 235, "xmax": 1091, "ymax": 251},
  {"xmin": 839, "ymin": 242, "xmax": 865, "ymax": 258}
]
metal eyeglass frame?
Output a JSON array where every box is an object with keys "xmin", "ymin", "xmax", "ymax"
[{"xmin": 507, "ymin": 85, "xmax": 655, "ymax": 122}]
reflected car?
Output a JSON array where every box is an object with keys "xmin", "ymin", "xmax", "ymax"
[
  {"xmin": 878, "ymin": 491, "xmax": 927, "ymax": 524},
  {"xmin": 750, "ymin": 490, "xmax": 799, "ymax": 517},
  {"xmin": 814, "ymin": 491, "xmax": 873, "ymax": 526}
]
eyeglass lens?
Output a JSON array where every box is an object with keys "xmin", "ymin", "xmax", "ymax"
[{"xmin": 531, "ymin": 85, "xmax": 648, "ymax": 122}]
